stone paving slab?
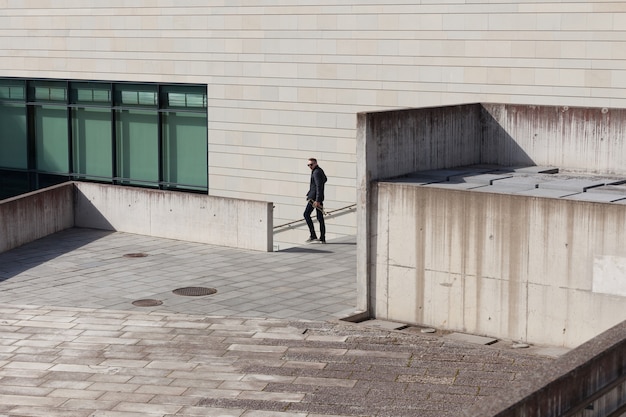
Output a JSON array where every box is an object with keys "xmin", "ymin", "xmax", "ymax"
[
  {"xmin": 0, "ymin": 304, "xmax": 556, "ymax": 416},
  {"xmin": 0, "ymin": 228, "xmax": 357, "ymax": 321},
  {"xmin": 0, "ymin": 228, "xmax": 558, "ymax": 416}
]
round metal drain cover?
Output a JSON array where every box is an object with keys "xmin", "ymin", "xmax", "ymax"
[
  {"xmin": 132, "ymin": 299, "xmax": 163, "ymax": 307},
  {"xmin": 172, "ymin": 287, "xmax": 217, "ymax": 297},
  {"xmin": 124, "ymin": 253, "xmax": 148, "ymax": 258}
]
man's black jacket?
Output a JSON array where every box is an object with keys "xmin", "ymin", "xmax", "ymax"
[{"xmin": 306, "ymin": 166, "xmax": 327, "ymax": 203}]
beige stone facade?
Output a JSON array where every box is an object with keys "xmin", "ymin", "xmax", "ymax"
[{"xmin": 2, "ymin": 1, "xmax": 626, "ymax": 247}]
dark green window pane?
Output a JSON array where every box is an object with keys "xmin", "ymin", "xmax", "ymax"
[
  {"xmin": 0, "ymin": 104, "xmax": 27, "ymax": 169},
  {"xmin": 116, "ymin": 109, "xmax": 158, "ymax": 184},
  {"xmin": 35, "ymin": 105, "xmax": 69, "ymax": 173},
  {"xmin": 120, "ymin": 91, "xmax": 157, "ymax": 106},
  {"xmin": 162, "ymin": 112, "xmax": 207, "ymax": 190},
  {"xmin": 71, "ymin": 82, "xmax": 112, "ymax": 104},
  {"xmin": 161, "ymin": 85, "xmax": 207, "ymax": 109},
  {"xmin": 114, "ymin": 84, "xmax": 158, "ymax": 107},
  {"xmin": 72, "ymin": 108, "xmax": 112, "ymax": 179},
  {"xmin": 0, "ymin": 79, "xmax": 26, "ymax": 101},
  {"xmin": 30, "ymin": 81, "xmax": 67, "ymax": 103}
]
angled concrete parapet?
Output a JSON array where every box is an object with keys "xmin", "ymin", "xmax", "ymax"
[{"xmin": 465, "ymin": 319, "xmax": 626, "ymax": 417}]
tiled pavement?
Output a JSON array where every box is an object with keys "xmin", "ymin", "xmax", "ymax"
[
  {"xmin": 0, "ymin": 228, "xmax": 556, "ymax": 417},
  {"xmin": 0, "ymin": 228, "xmax": 357, "ymax": 321}
]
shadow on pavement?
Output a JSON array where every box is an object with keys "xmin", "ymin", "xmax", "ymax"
[{"xmin": 0, "ymin": 227, "xmax": 113, "ymax": 280}]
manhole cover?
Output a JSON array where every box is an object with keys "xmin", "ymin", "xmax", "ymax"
[
  {"xmin": 132, "ymin": 299, "xmax": 163, "ymax": 307},
  {"xmin": 172, "ymin": 287, "xmax": 217, "ymax": 296},
  {"xmin": 124, "ymin": 253, "xmax": 148, "ymax": 258}
]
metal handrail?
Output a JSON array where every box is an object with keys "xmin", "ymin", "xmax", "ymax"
[{"xmin": 273, "ymin": 203, "xmax": 356, "ymax": 230}]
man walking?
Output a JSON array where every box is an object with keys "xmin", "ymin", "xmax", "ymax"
[{"xmin": 304, "ymin": 158, "xmax": 327, "ymax": 243}]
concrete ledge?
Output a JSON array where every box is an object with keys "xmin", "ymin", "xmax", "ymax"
[
  {"xmin": 0, "ymin": 183, "xmax": 74, "ymax": 253},
  {"xmin": 465, "ymin": 319, "xmax": 626, "ymax": 417}
]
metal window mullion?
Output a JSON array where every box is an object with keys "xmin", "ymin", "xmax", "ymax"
[
  {"xmin": 26, "ymin": 101, "xmax": 37, "ymax": 191},
  {"xmin": 66, "ymin": 80, "xmax": 73, "ymax": 176},
  {"xmin": 157, "ymin": 84, "xmax": 164, "ymax": 189},
  {"xmin": 111, "ymin": 94, "xmax": 119, "ymax": 184}
]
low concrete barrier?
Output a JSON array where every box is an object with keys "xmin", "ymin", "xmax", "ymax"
[
  {"xmin": 466, "ymin": 319, "xmax": 626, "ymax": 417},
  {"xmin": 74, "ymin": 183, "xmax": 273, "ymax": 252},
  {"xmin": 0, "ymin": 183, "xmax": 74, "ymax": 253},
  {"xmin": 0, "ymin": 182, "xmax": 273, "ymax": 253}
]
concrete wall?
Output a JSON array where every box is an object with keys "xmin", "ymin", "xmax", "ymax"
[
  {"xmin": 373, "ymin": 183, "xmax": 626, "ymax": 348},
  {"xmin": 357, "ymin": 103, "xmax": 626, "ymax": 346},
  {"xmin": 356, "ymin": 104, "xmax": 482, "ymax": 311},
  {"xmin": 482, "ymin": 104, "xmax": 626, "ymax": 175},
  {"xmin": 0, "ymin": 183, "xmax": 74, "ymax": 253},
  {"xmin": 466, "ymin": 319, "xmax": 626, "ymax": 417},
  {"xmin": 4, "ymin": 1, "xmax": 626, "ymax": 247},
  {"xmin": 0, "ymin": 183, "xmax": 272, "ymax": 254},
  {"xmin": 74, "ymin": 183, "xmax": 273, "ymax": 252}
]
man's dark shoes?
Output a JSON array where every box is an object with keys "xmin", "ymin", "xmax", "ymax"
[{"xmin": 305, "ymin": 237, "xmax": 317, "ymax": 243}]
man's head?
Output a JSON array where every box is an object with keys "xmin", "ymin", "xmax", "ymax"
[{"xmin": 307, "ymin": 158, "xmax": 318, "ymax": 170}]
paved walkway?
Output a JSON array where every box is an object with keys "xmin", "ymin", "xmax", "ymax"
[
  {"xmin": 0, "ymin": 228, "xmax": 357, "ymax": 321},
  {"xmin": 0, "ymin": 228, "xmax": 556, "ymax": 417}
]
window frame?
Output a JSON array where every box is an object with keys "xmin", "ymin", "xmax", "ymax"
[{"xmin": 0, "ymin": 77, "xmax": 208, "ymax": 198}]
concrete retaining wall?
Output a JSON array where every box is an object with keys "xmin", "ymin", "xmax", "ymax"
[
  {"xmin": 373, "ymin": 183, "xmax": 626, "ymax": 347},
  {"xmin": 356, "ymin": 104, "xmax": 483, "ymax": 311},
  {"xmin": 482, "ymin": 104, "xmax": 626, "ymax": 175},
  {"xmin": 0, "ymin": 183, "xmax": 273, "ymax": 254},
  {"xmin": 466, "ymin": 319, "xmax": 626, "ymax": 417},
  {"xmin": 358, "ymin": 103, "xmax": 626, "ymax": 347},
  {"xmin": 74, "ymin": 183, "xmax": 273, "ymax": 252},
  {"xmin": 0, "ymin": 183, "xmax": 74, "ymax": 253}
]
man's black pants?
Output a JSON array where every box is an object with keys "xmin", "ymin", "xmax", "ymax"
[{"xmin": 304, "ymin": 201, "xmax": 325, "ymax": 239}]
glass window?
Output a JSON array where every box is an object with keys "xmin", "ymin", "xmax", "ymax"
[
  {"xmin": 114, "ymin": 84, "xmax": 157, "ymax": 107},
  {"xmin": 29, "ymin": 80, "xmax": 67, "ymax": 103},
  {"xmin": 116, "ymin": 109, "xmax": 158, "ymax": 185},
  {"xmin": 0, "ymin": 104, "xmax": 28, "ymax": 169},
  {"xmin": 162, "ymin": 111, "xmax": 208, "ymax": 189},
  {"xmin": 35, "ymin": 105, "xmax": 69, "ymax": 173},
  {"xmin": 0, "ymin": 77, "xmax": 208, "ymax": 197},
  {"xmin": 72, "ymin": 108, "xmax": 112, "ymax": 180},
  {"xmin": 71, "ymin": 82, "xmax": 112, "ymax": 105},
  {"xmin": 0, "ymin": 79, "xmax": 26, "ymax": 101},
  {"xmin": 161, "ymin": 85, "xmax": 207, "ymax": 109}
]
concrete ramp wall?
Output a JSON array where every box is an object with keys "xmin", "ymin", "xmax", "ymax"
[
  {"xmin": 0, "ymin": 183, "xmax": 273, "ymax": 253},
  {"xmin": 0, "ymin": 183, "xmax": 74, "ymax": 253}
]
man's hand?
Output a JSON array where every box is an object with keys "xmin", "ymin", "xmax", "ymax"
[{"xmin": 313, "ymin": 201, "xmax": 320, "ymax": 208}]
